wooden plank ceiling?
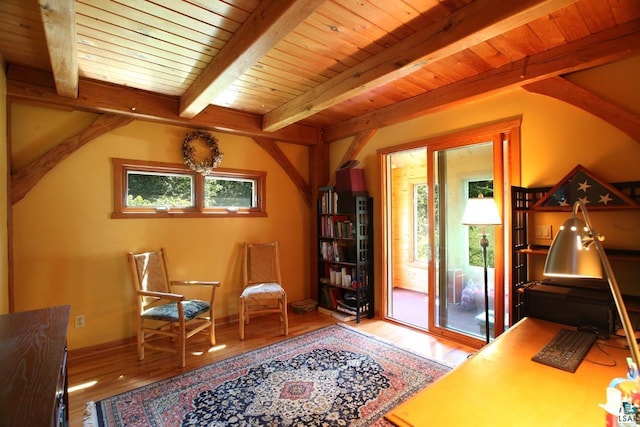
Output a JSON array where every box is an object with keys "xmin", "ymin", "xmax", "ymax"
[{"xmin": 1, "ymin": 0, "xmax": 639, "ymax": 144}]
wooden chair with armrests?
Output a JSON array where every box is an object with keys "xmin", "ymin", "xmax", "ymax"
[
  {"xmin": 127, "ymin": 248, "xmax": 221, "ymax": 367},
  {"xmin": 239, "ymin": 241, "xmax": 288, "ymax": 340}
]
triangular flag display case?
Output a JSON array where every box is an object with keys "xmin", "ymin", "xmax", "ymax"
[
  {"xmin": 510, "ymin": 166, "xmax": 640, "ymax": 322},
  {"xmin": 531, "ymin": 165, "xmax": 640, "ymax": 211}
]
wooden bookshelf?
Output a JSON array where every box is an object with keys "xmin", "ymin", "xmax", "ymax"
[{"xmin": 317, "ymin": 188, "xmax": 373, "ymax": 322}]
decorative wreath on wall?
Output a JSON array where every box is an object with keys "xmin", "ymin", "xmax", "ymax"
[{"xmin": 182, "ymin": 130, "xmax": 223, "ymax": 175}]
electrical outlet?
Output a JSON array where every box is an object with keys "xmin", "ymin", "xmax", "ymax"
[{"xmin": 75, "ymin": 315, "xmax": 86, "ymax": 328}]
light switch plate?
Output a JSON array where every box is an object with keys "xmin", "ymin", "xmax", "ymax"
[{"xmin": 534, "ymin": 225, "xmax": 552, "ymax": 240}]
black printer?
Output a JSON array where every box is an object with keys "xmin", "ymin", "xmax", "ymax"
[{"xmin": 523, "ymin": 281, "xmax": 614, "ymax": 333}]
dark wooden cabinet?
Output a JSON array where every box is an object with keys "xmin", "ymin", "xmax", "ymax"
[{"xmin": 0, "ymin": 305, "xmax": 70, "ymax": 427}]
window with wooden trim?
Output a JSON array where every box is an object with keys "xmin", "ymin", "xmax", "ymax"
[{"xmin": 112, "ymin": 158, "xmax": 266, "ymax": 218}]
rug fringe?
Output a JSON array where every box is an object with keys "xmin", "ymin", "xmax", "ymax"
[{"xmin": 83, "ymin": 401, "xmax": 99, "ymax": 427}]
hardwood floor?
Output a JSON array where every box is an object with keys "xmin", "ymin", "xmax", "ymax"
[{"xmin": 67, "ymin": 310, "xmax": 476, "ymax": 426}]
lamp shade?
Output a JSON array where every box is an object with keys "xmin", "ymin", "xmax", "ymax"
[
  {"xmin": 542, "ymin": 200, "xmax": 640, "ymax": 375},
  {"xmin": 543, "ymin": 216, "xmax": 603, "ymax": 279},
  {"xmin": 462, "ymin": 195, "xmax": 501, "ymax": 226}
]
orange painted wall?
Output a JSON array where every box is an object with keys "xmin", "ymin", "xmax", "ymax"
[{"xmin": 10, "ymin": 110, "xmax": 311, "ymax": 349}]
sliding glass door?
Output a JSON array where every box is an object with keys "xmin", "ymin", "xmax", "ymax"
[
  {"xmin": 379, "ymin": 119, "xmax": 517, "ymax": 345},
  {"xmin": 430, "ymin": 142, "xmax": 498, "ymax": 340}
]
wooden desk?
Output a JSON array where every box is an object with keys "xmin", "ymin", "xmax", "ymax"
[
  {"xmin": 385, "ymin": 318, "xmax": 632, "ymax": 426},
  {"xmin": 0, "ymin": 306, "xmax": 70, "ymax": 427}
]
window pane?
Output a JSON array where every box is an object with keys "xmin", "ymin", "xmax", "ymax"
[
  {"xmin": 204, "ymin": 176, "xmax": 255, "ymax": 208},
  {"xmin": 126, "ymin": 171, "xmax": 193, "ymax": 207},
  {"xmin": 433, "ymin": 141, "xmax": 496, "ymax": 340}
]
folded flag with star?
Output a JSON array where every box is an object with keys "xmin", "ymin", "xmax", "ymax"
[{"xmin": 532, "ymin": 165, "xmax": 639, "ymax": 210}]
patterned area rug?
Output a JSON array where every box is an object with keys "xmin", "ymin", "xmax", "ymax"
[{"xmin": 85, "ymin": 324, "xmax": 451, "ymax": 426}]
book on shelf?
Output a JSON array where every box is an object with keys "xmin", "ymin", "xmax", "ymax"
[
  {"xmin": 319, "ymin": 215, "xmax": 352, "ymax": 239},
  {"xmin": 318, "ymin": 305, "xmax": 357, "ymax": 322},
  {"xmin": 319, "ymin": 286, "xmax": 330, "ymax": 308},
  {"xmin": 333, "ymin": 217, "xmax": 353, "ymax": 238},
  {"xmin": 334, "ymin": 242, "xmax": 346, "ymax": 262},
  {"xmin": 328, "ymin": 288, "xmax": 343, "ymax": 309},
  {"xmin": 319, "ymin": 286, "xmax": 343, "ymax": 310},
  {"xmin": 319, "ymin": 187, "xmax": 338, "ymax": 214},
  {"xmin": 336, "ymin": 301, "xmax": 368, "ymax": 316},
  {"xmin": 319, "ymin": 241, "xmax": 331, "ymax": 261},
  {"xmin": 319, "ymin": 241, "xmax": 354, "ymax": 263}
]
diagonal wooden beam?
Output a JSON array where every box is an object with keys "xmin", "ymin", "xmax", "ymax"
[
  {"xmin": 38, "ymin": 0, "xmax": 78, "ymax": 98},
  {"xmin": 11, "ymin": 113, "xmax": 134, "ymax": 204},
  {"xmin": 179, "ymin": 0, "xmax": 325, "ymax": 119},
  {"xmin": 6, "ymin": 65, "xmax": 321, "ymax": 145},
  {"xmin": 523, "ymin": 76, "xmax": 640, "ymax": 144},
  {"xmin": 262, "ymin": 0, "xmax": 577, "ymax": 131},
  {"xmin": 252, "ymin": 137, "xmax": 312, "ymax": 207},
  {"xmin": 324, "ymin": 18, "xmax": 640, "ymax": 142},
  {"xmin": 328, "ymin": 129, "xmax": 377, "ymax": 187}
]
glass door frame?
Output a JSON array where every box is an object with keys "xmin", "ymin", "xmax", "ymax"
[
  {"xmin": 377, "ymin": 118, "xmax": 521, "ymax": 347},
  {"xmin": 428, "ymin": 136, "xmax": 505, "ymax": 346}
]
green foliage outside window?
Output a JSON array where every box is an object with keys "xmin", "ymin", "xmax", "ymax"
[
  {"xmin": 127, "ymin": 173, "xmax": 192, "ymax": 207},
  {"xmin": 204, "ymin": 177, "xmax": 254, "ymax": 207},
  {"xmin": 126, "ymin": 173, "xmax": 256, "ymax": 209}
]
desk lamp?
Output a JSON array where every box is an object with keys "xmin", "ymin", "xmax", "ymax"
[
  {"xmin": 462, "ymin": 194, "xmax": 502, "ymax": 344},
  {"xmin": 543, "ymin": 200, "xmax": 640, "ymax": 370}
]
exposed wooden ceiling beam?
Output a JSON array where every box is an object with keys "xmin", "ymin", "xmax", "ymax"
[
  {"xmin": 11, "ymin": 114, "xmax": 133, "ymax": 204},
  {"xmin": 38, "ymin": 0, "xmax": 78, "ymax": 98},
  {"xmin": 179, "ymin": 0, "xmax": 325, "ymax": 119},
  {"xmin": 6, "ymin": 65, "xmax": 321, "ymax": 146},
  {"xmin": 262, "ymin": 0, "xmax": 578, "ymax": 132},
  {"xmin": 524, "ymin": 76, "xmax": 640, "ymax": 144},
  {"xmin": 324, "ymin": 19, "xmax": 640, "ymax": 143}
]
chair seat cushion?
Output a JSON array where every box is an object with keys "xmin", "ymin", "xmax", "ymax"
[
  {"xmin": 241, "ymin": 283, "xmax": 286, "ymax": 301},
  {"xmin": 142, "ymin": 300, "xmax": 210, "ymax": 322}
]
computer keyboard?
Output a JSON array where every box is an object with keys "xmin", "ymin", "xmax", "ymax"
[{"xmin": 532, "ymin": 328, "xmax": 598, "ymax": 373}]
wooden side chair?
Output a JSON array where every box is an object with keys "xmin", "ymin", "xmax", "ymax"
[
  {"xmin": 127, "ymin": 248, "xmax": 221, "ymax": 367},
  {"xmin": 239, "ymin": 241, "xmax": 289, "ymax": 340}
]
